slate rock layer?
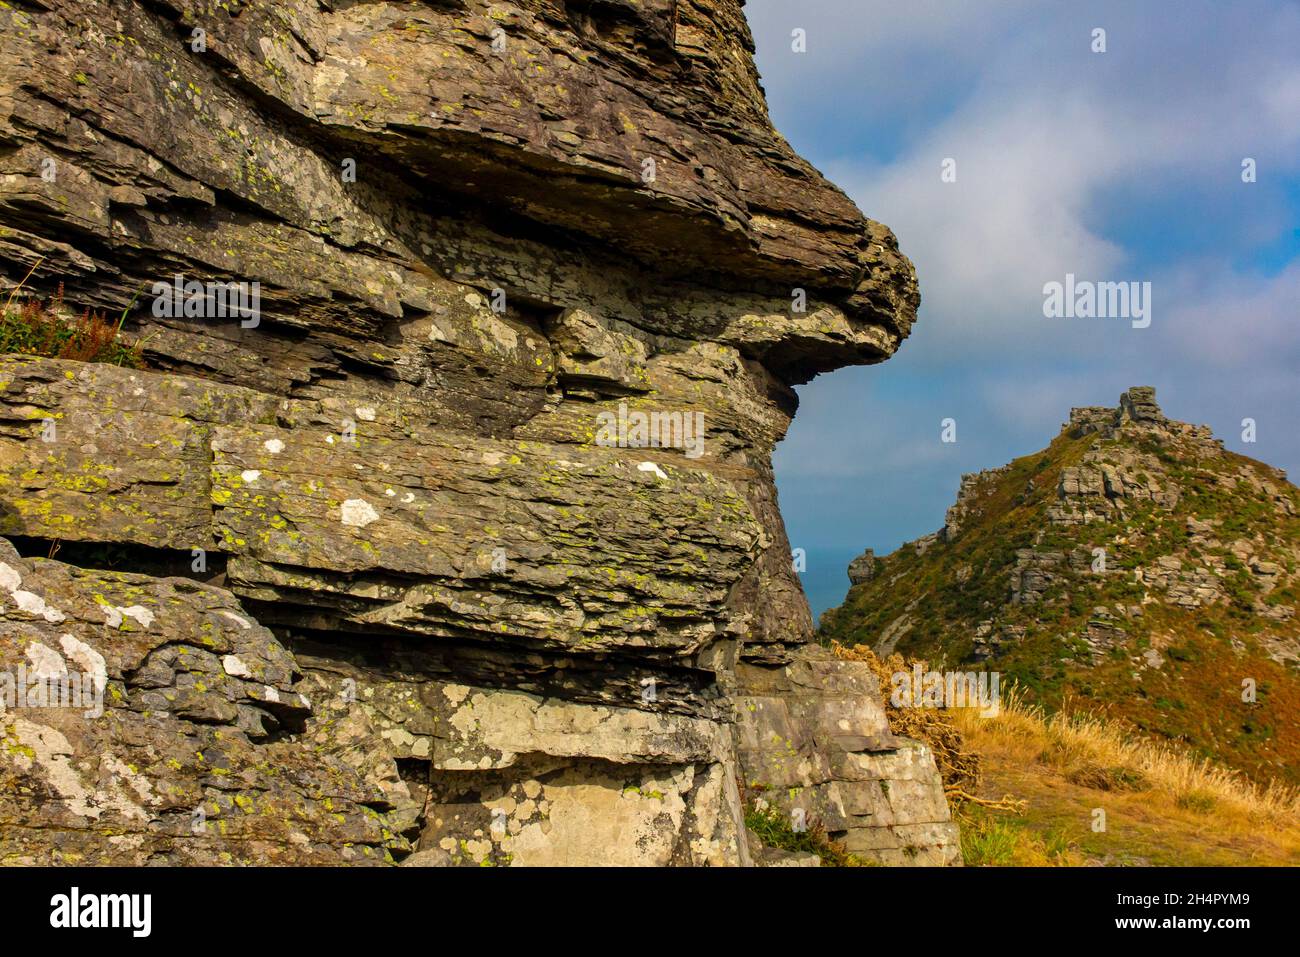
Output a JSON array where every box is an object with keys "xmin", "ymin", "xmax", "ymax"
[{"xmin": 0, "ymin": 0, "xmax": 957, "ymax": 865}]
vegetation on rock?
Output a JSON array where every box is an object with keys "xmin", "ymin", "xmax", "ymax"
[
  {"xmin": 744, "ymin": 802, "xmax": 863, "ymax": 867},
  {"xmin": 830, "ymin": 640, "xmax": 985, "ymax": 801},
  {"xmin": 1, "ymin": 285, "xmax": 143, "ymax": 368}
]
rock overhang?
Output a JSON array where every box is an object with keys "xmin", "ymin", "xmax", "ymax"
[{"xmin": 0, "ymin": 0, "xmax": 917, "ymax": 386}]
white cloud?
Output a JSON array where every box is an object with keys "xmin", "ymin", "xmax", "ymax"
[
  {"xmin": 1157, "ymin": 261, "xmax": 1300, "ymax": 368},
  {"xmin": 752, "ymin": 0, "xmax": 1300, "ymax": 547},
  {"xmin": 753, "ymin": 0, "xmax": 1300, "ymax": 363}
]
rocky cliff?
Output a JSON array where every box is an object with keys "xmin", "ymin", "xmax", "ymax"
[
  {"xmin": 822, "ymin": 389, "xmax": 1300, "ymax": 786},
  {"xmin": 0, "ymin": 0, "xmax": 958, "ymax": 865}
]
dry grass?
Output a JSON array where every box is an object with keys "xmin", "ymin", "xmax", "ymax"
[
  {"xmin": 954, "ymin": 684, "xmax": 1300, "ymax": 824},
  {"xmin": 830, "ymin": 640, "xmax": 984, "ymax": 797},
  {"xmin": 830, "ymin": 640, "xmax": 1300, "ymax": 863},
  {"xmin": 954, "ymin": 685, "xmax": 1300, "ymax": 864}
]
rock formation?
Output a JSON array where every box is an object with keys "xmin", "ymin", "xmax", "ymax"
[
  {"xmin": 822, "ymin": 388, "xmax": 1300, "ymax": 785},
  {"xmin": 0, "ymin": 1, "xmax": 958, "ymax": 864},
  {"xmin": 847, "ymin": 548, "xmax": 876, "ymax": 586}
]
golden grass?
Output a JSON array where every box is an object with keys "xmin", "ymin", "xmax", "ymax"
[
  {"xmin": 826, "ymin": 639, "xmax": 1300, "ymax": 863},
  {"xmin": 953, "ymin": 684, "xmax": 1300, "ymax": 825},
  {"xmin": 830, "ymin": 642, "xmax": 1300, "ymax": 863},
  {"xmin": 952, "ymin": 684, "xmax": 1300, "ymax": 865}
]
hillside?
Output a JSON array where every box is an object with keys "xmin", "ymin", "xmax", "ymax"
[
  {"xmin": 952, "ymin": 690, "xmax": 1300, "ymax": 866},
  {"xmin": 820, "ymin": 388, "xmax": 1300, "ymax": 786}
]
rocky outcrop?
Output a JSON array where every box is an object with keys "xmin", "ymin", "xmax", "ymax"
[
  {"xmin": 0, "ymin": 1, "xmax": 956, "ymax": 864},
  {"xmin": 847, "ymin": 548, "xmax": 876, "ymax": 586},
  {"xmin": 822, "ymin": 388, "xmax": 1300, "ymax": 784},
  {"xmin": 0, "ymin": 0, "xmax": 916, "ymax": 383},
  {"xmin": 0, "ymin": 537, "xmax": 404, "ymax": 865},
  {"xmin": 870, "ymin": 388, "xmax": 1298, "ymax": 643},
  {"xmin": 944, "ymin": 465, "xmax": 1011, "ymax": 539},
  {"xmin": 734, "ymin": 651, "xmax": 959, "ymax": 865}
]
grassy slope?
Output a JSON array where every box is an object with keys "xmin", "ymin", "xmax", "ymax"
[
  {"xmin": 819, "ymin": 423, "xmax": 1300, "ymax": 787},
  {"xmin": 952, "ymin": 694, "xmax": 1300, "ymax": 866}
]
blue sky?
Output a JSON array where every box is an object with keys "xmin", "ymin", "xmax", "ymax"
[{"xmin": 744, "ymin": 0, "xmax": 1300, "ymax": 618}]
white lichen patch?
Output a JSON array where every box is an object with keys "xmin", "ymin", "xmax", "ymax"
[
  {"xmin": 382, "ymin": 726, "xmax": 416, "ymax": 749},
  {"xmin": 103, "ymin": 752, "xmax": 156, "ymax": 805},
  {"xmin": 0, "ymin": 561, "xmax": 21, "ymax": 592},
  {"xmin": 12, "ymin": 590, "xmax": 65, "ymax": 622},
  {"xmin": 241, "ymin": 469, "xmax": 261, "ymax": 484},
  {"xmin": 263, "ymin": 438, "xmax": 285, "ymax": 454},
  {"xmin": 25, "ymin": 641, "xmax": 68, "ymax": 681},
  {"xmin": 105, "ymin": 605, "xmax": 155, "ymax": 630},
  {"xmin": 340, "ymin": 498, "xmax": 380, "ymax": 527},
  {"xmin": 59, "ymin": 634, "xmax": 107, "ymax": 692},
  {"xmin": 5, "ymin": 717, "xmax": 148, "ymax": 822},
  {"xmin": 442, "ymin": 684, "xmax": 471, "ymax": 705},
  {"xmin": 637, "ymin": 461, "xmax": 668, "ymax": 481}
]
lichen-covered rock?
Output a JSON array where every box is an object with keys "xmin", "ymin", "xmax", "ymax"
[
  {"xmin": 0, "ymin": 538, "xmax": 401, "ymax": 865},
  {"xmin": 0, "ymin": 0, "xmax": 917, "ymax": 380},
  {"xmin": 0, "ymin": 0, "xmax": 955, "ymax": 865},
  {"xmin": 734, "ymin": 650, "xmax": 961, "ymax": 866},
  {"xmin": 847, "ymin": 548, "xmax": 877, "ymax": 586}
]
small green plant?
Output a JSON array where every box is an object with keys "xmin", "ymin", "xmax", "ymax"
[
  {"xmin": 958, "ymin": 812, "xmax": 1020, "ymax": 865},
  {"xmin": 744, "ymin": 802, "xmax": 863, "ymax": 867},
  {"xmin": 1041, "ymin": 826, "xmax": 1075, "ymax": 860},
  {"xmin": 1, "ymin": 273, "xmax": 143, "ymax": 368},
  {"xmin": 958, "ymin": 805, "xmax": 1080, "ymax": 866}
]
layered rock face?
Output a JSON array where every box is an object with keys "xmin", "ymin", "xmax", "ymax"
[{"xmin": 0, "ymin": 0, "xmax": 957, "ymax": 864}]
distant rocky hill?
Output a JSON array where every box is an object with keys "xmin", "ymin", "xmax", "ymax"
[{"xmin": 821, "ymin": 388, "xmax": 1300, "ymax": 785}]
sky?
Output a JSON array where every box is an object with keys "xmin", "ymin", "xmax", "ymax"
[{"xmin": 744, "ymin": 0, "xmax": 1300, "ymax": 619}]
